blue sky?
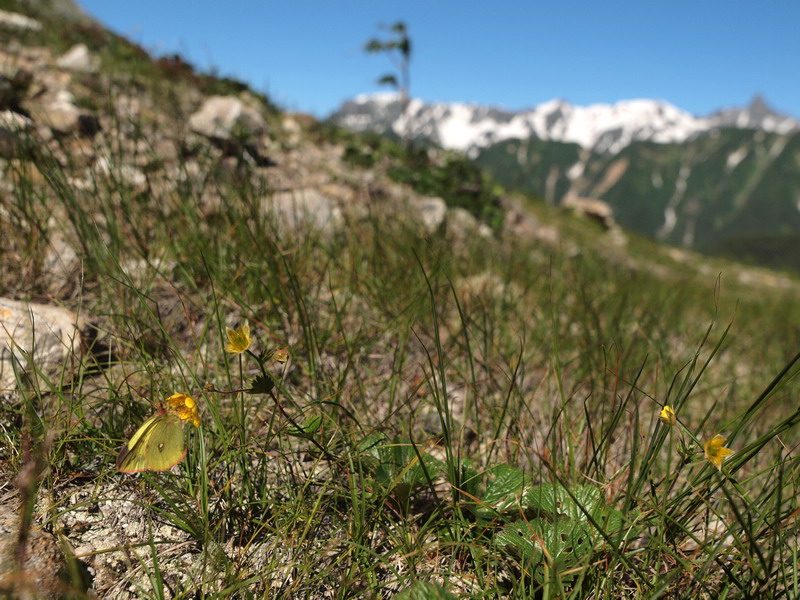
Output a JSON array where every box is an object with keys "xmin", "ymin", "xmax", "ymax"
[{"xmin": 78, "ymin": 1, "xmax": 800, "ymax": 118}]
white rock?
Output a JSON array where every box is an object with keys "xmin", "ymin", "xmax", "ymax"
[
  {"xmin": 410, "ymin": 196, "xmax": 447, "ymax": 233},
  {"xmin": 94, "ymin": 155, "xmax": 147, "ymax": 188},
  {"xmin": 0, "ymin": 298, "xmax": 87, "ymax": 390},
  {"xmin": 0, "ymin": 110, "xmax": 33, "ymax": 158},
  {"xmin": 0, "ymin": 9, "xmax": 42, "ymax": 31},
  {"xmin": 37, "ymin": 89, "xmax": 99, "ymax": 135},
  {"xmin": 562, "ymin": 195, "xmax": 616, "ymax": 230},
  {"xmin": 42, "ymin": 228, "xmax": 81, "ymax": 297},
  {"xmin": 448, "ymin": 207, "xmax": 493, "ymax": 240},
  {"xmin": 264, "ymin": 188, "xmax": 343, "ymax": 235},
  {"xmin": 0, "ymin": 110, "xmax": 32, "ymax": 131},
  {"xmin": 57, "ymin": 43, "xmax": 99, "ymax": 73},
  {"xmin": 189, "ymin": 95, "xmax": 265, "ymax": 140}
]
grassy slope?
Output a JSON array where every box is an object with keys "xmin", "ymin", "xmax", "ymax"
[
  {"xmin": 2, "ymin": 7, "xmax": 800, "ymax": 598},
  {"xmin": 475, "ymin": 129, "xmax": 800, "ymax": 270}
]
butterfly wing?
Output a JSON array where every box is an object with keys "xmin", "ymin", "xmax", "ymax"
[
  {"xmin": 142, "ymin": 414, "xmax": 186, "ymax": 471},
  {"xmin": 117, "ymin": 413, "xmax": 186, "ymax": 472},
  {"xmin": 117, "ymin": 414, "xmax": 161, "ymax": 472}
]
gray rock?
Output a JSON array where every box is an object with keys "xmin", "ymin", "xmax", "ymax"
[
  {"xmin": 36, "ymin": 89, "xmax": 99, "ymax": 136},
  {"xmin": 447, "ymin": 207, "xmax": 493, "ymax": 241},
  {"xmin": 562, "ymin": 195, "xmax": 615, "ymax": 230},
  {"xmin": 15, "ymin": 0, "xmax": 91, "ymax": 24},
  {"xmin": 41, "ymin": 227, "xmax": 81, "ymax": 298},
  {"xmin": 0, "ymin": 298, "xmax": 87, "ymax": 390},
  {"xmin": 0, "ymin": 9, "xmax": 42, "ymax": 31},
  {"xmin": 500, "ymin": 197, "xmax": 560, "ymax": 245},
  {"xmin": 189, "ymin": 95, "xmax": 265, "ymax": 141},
  {"xmin": 56, "ymin": 43, "xmax": 98, "ymax": 74},
  {"xmin": 0, "ymin": 110, "xmax": 33, "ymax": 159},
  {"xmin": 410, "ymin": 196, "xmax": 447, "ymax": 233},
  {"xmin": 0, "ymin": 498, "xmax": 65, "ymax": 599},
  {"xmin": 265, "ymin": 188, "xmax": 343, "ymax": 235},
  {"xmin": 94, "ymin": 156, "xmax": 147, "ymax": 190}
]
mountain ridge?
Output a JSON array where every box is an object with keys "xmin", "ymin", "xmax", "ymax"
[
  {"xmin": 330, "ymin": 93, "xmax": 799, "ymax": 155},
  {"xmin": 331, "ymin": 93, "xmax": 800, "ymax": 268}
]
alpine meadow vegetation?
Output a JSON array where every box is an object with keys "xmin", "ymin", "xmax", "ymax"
[{"xmin": 2, "ymin": 4, "xmax": 800, "ymax": 598}]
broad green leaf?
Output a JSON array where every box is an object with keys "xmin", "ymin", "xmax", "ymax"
[
  {"xmin": 359, "ymin": 435, "xmax": 443, "ymax": 496},
  {"xmin": 355, "ymin": 431, "xmax": 389, "ymax": 474},
  {"xmin": 358, "ymin": 431, "xmax": 389, "ymax": 457},
  {"xmin": 496, "ymin": 518, "xmax": 595, "ymax": 573},
  {"xmin": 495, "ymin": 519, "xmax": 544, "ymax": 564},
  {"xmin": 247, "ymin": 373, "xmax": 274, "ymax": 394},
  {"xmin": 523, "ymin": 483, "xmax": 602, "ymax": 521},
  {"xmin": 396, "ymin": 581, "xmax": 457, "ymax": 600},
  {"xmin": 471, "ymin": 464, "xmax": 531, "ymax": 518},
  {"xmin": 458, "ymin": 460, "xmax": 481, "ymax": 498},
  {"xmin": 375, "ymin": 439, "xmax": 443, "ymax": 488},
  {"xmin": 287, "ymin": 414, "xmax": 322, "ymax": 437}
]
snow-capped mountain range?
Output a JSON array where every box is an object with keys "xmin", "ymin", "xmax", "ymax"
[{"xmin": 329, "ymin": 93, "xmax": 799, "ymax": 155}]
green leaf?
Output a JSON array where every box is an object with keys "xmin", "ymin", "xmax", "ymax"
[
  {"xmin": 377, "ymin": 74, "xmax": 398, "ymax": 88},
  {"xmin": 523, "ymin": 483, "xmax": 601, "ymax": 520},
  {"xmin": 458, "ymin": 460, "xmax": 481, "ymax": 498},
  {"xmin": 376, "ymin": 439, "xmax": 443, "ymax": 489},
  {"xmin": 358, "ymin": 436, "xmax": 443, "ymax": 495},
  {"xmin": 287, "ymin": 414, "xmax": 322, "ymax": 438},
  {"xmin": 396, "ymin": 581, "xmax": 456, "ymax": 600},
  {"xmin": 494, "ymin": 519, "xmax": 544, "ymax": 564},
  {"xmin": 497, "ymin": 517, "xmax": 595, "ymax": 570},
  {"xmin": 358, "ymin": 432, "xmax": 388, "ymax": 459},
  {"xmin": 390, "ymin": 22, "xmax": 408, "ymax": 35},
  {"xmin": 364, "ymin": 39, "xmax": 384, "ymax": 53},
  {"xmin": 355, "ymin": 431, "xmax": 388, "ymax": 474},
  {"xmin": 470, "ymin": 464, "xmax": 531, "ymax": 518},
  {"xmin": 247, "ymin": 373, "xmax": 274, "ymax": 395},
  {"xmin": 495, "ymin": 483, "xmax": 632, "ymax": 582}
]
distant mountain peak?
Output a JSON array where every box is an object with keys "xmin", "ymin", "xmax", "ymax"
[
  {"xmin": 748, "ymin": 93, "xmax": 770, "ymax": 116},
  {"xmin": 709, "ymin": 95, "xmax": 797, "ymax": 135},
  {"xmin": 330, "ymin": 95, "xmax": 800, "ymax": 154}
]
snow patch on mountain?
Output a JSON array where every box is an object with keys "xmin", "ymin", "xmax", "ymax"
[{"xmin": 330, "ymin": 94, "xmax": 799, "ymax": 154}]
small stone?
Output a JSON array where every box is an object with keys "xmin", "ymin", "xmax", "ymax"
[
  {"xmin": 35, "ymin": 89, "xmax": 99, "ymax": 136},
  {"xmin": 0, "ymin": 110, "xmax": 33, "ymax": 158},
  {"xmin": 447, "ymin": 207, "xmax": 493, "ymax": 242},
  {"xmin": 265, "ymin": 188, "xmax": 343, "ymax": 236},
  {"xmin": 189, "ymin": 95, "xmax": 265, "ymax": 141},
  {"xmin": 0, "ymin": 500, "xmax": 65, "ymax": 600},
  {"xmin": 94, "ymin": 156, "xmax": 147, "ymax": 190},
  {"xmin": 562, "ymin": 195, "xmax": 615, "ymax": 230},
  {"xmin": 56, "ymin": 44, "xmax": 99, "ymax": 73},
  {"xmin": 411, "ymin": 196, "xmax": 447, "ymax": 233},
  {"xmin": 41, "ymin": 226, "xmax": 81, "ymax": 298},
  {"xmin": 0, "ymin": 298, "xmax": 88, "ymax": 390},
  {"xmin": 0, "ymin": 9, "xmax": 42, "ymax": 31}
]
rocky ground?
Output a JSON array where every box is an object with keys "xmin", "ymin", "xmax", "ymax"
[{"xmin": 0, "ymin": 9, "xmax": 561, "ymax": 597}]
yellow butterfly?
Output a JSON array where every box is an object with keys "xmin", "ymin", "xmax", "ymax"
[{"xmin": 117, "ymin": 393, "xmax": 200, "ymax": 473}]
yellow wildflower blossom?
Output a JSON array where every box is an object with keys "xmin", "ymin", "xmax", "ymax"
[
  {"xmin": 704, "ymin": 434, "xmax": 734, "ymax": 470},
  {"xmin": 166, "ymin": 392, "xmax": 201, "ymax": 427},
  {"xmin": 273, "ymin": 348, "xmax": 289, "ymax": 363},
  {"xmin": 659, "ymin": 405, "xmax": 676, "ymax": 426},
  {"xmin": 225, "ymin": 321, "xmax": 251, "ymax": 355}
]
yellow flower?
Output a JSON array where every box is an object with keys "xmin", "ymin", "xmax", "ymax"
[
  {"xmin": 704, "ymin": 434, "xmax": 734, "ymax": 470},
  {"xmin": 659, "ymin": 405, "xmax": 676, "ymax": 426},
  {"xmin": 166, "ymin": 392, "xmax": 201, "ymax": 427},
  {"xmin": 225, "ymin": 321, "xmax": 251, "ymax": 355},
  {"xmin": 273, "ymin": 348, "xmax": 289, "ymax": 363}
]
